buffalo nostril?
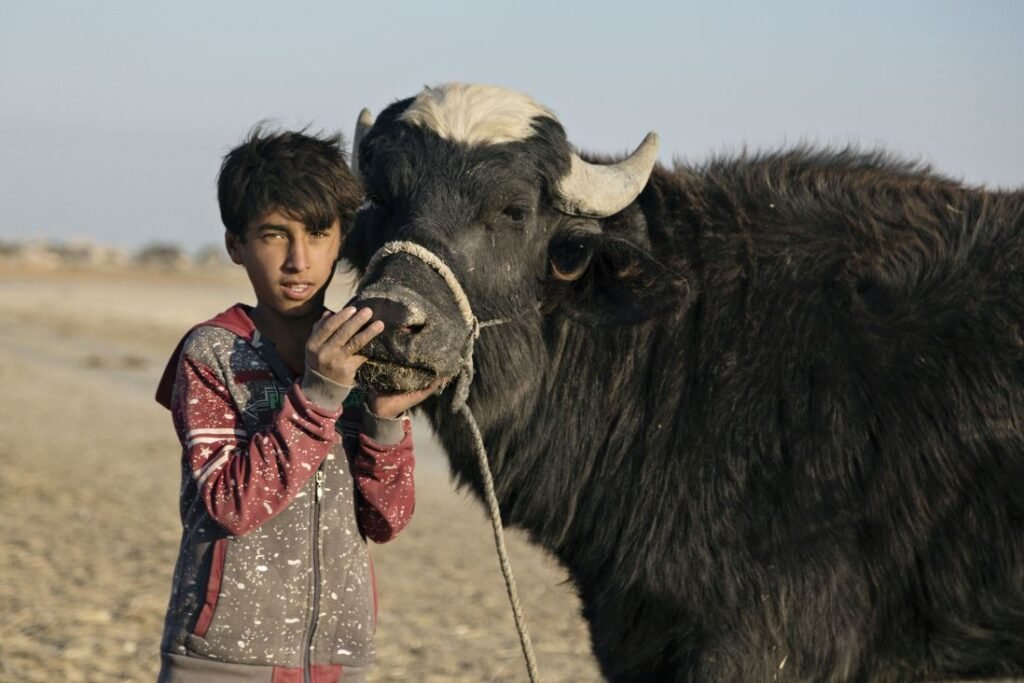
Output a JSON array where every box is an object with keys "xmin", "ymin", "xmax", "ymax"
[{"xmin": 353, "ymin": 296, "xmax": 425, "ymax": 334}]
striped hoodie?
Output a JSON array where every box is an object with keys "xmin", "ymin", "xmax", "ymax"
[{"xmin": 154, "ymin": 304, "xmax": 414, "ymax": 682}]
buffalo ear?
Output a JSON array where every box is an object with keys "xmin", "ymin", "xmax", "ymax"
[
  {"xmin": 340, "ymin": 212, "xmax": 373, "ymax": 272},
  {"xmin": 545, "ymin": 228, "xmax": 690, "ymax": 325}
]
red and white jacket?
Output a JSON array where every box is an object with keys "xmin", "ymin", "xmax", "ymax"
[{"xmin": 155, "ymin": 304, "xmax": 414, "ymax": 682}]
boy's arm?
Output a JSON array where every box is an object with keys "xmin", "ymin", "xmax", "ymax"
[
  {"xmin": 351, "ymin": 409, "xmax": 416, "ymax": 543},
  {"xmin": 173, "ymin": 351, "xmax": 348, "ymax": 536}
]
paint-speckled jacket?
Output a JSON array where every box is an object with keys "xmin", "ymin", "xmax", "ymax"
[{"xmin": 154, "ymin": 305, "xmax": 414, "ymax": 682}]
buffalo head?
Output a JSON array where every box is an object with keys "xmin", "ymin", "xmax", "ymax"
[{"xmin": 343, "ymin": 83, "xmax": 686, "ymax": 395}]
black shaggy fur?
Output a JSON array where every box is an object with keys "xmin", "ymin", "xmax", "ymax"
[{"xmin": 346, "ymin": 98, "xmax": 1024, "ymax": 682}]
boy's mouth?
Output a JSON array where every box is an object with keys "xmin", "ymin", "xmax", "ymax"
[{"xmin": 281, "ymin": 282, "xmax": 314, "ymax": 299}]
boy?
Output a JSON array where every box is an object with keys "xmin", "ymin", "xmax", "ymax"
[{"xmin": 154, "ymin": 127, "xmax": 433, "ymax": 682}]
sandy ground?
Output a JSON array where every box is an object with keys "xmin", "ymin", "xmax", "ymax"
[{"xmin": 0, "ymin": 267, "xmax": 601, "ymax": 682}]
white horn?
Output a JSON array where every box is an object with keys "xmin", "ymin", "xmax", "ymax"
[
  {"xmin": 351, "ymin": 108, "xmax": 375, "ymax": 179},
  {"xmin": 554, "ymin": 132, "xmax": 660, "ymax": 218}
]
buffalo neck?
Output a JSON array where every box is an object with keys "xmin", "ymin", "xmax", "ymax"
[{"xmin": 424, "ymin": 192, "xmax": 703, "ymax": 596}]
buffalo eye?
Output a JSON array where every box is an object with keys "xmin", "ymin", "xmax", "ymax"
[
  {"xmin": 502, "ymin": 205, "xmax": 530, "ymax": 224},
  {"xmin": 359, "ymin": 192, "xmax": 390, "ymax": 216},
  {"xmin": 549, "ymin": 241, "xmax": 592, "ymax": 282}
]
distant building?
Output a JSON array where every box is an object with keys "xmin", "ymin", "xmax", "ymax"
[{"xmin": 134, "ymin": 242, "xmax": 190, "ymax": 270}]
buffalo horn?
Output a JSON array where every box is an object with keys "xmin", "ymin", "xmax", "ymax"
[
  {"xmin": 351, "ymin": 108, "xmax": 375, "ymax": 179},
  {"xmin": 555, "ymin": 132, "xmax": 660, "ymax": 218}
]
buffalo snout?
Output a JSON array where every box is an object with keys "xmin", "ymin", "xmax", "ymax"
[
  {"xmin": 349, "ymin": 256, "xmax": 468, "ymax": 393},
  {"xmin": 358, "ymin": 291, "xmax": 426, "ymax": 333}
]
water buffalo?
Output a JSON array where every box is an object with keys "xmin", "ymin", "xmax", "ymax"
[{"xmin": 343, "ymin": 82, "xmax": 1024, "ymax": 682}]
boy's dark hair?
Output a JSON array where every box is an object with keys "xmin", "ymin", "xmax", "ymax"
[{"xmin": 217, "ymin": 124, "xmax": 363, "ymax": 238}]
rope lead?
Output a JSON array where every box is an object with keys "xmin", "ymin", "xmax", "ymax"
[{"xmin": 359, "ymin": 241, "xmax": 541, "ymax": 683}]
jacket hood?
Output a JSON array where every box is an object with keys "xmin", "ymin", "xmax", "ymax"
[{"xmin": 154, "ymin": 304, "xmax": 256, "ymax": 409}]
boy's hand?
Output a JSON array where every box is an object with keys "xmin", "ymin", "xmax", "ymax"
[
  {"xmin": 305, "ymin": 307, "xmax": 383, "ymax": 387},
  {"xmin": 368, "ymin": 378, "xmax": 446, "ymax": 419}
]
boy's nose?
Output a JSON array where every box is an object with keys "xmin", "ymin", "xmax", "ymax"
[{"xmin": 286, "ymin": 240, "xmax": 309, "ymax": 271}]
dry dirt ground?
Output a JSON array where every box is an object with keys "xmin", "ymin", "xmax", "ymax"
[{"xmin": 0, "ymin": 267, "xmax": 601, "ymax": 682}]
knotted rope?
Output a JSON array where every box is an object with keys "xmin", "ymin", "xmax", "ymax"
[{"xmin": 360, "ymin": 241, "xmax": 541, "ymax": 683}]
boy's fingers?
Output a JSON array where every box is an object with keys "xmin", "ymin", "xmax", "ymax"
[
  {"xmin": 331, "ymin": 318, "xmax": 385, "ymax": 354},
  {"xmin": 348, "ymin": 353, "xmax": 369, "ymax": 368},
  {"xmin": 328, "ymin": 307, "xmax": 376, "ymax": 346},
  {"xmin": 308, "ymin": 307, "xmax": 357, "ymax": 348}
]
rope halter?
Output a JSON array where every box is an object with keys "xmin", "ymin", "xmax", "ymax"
[
  {"xmin": 357, "ymin": 240, "xmax": 541, "ymax": 682},
  {"xmin": 358, "ymin": 240, "xmax": 508, "ymax": 411}
]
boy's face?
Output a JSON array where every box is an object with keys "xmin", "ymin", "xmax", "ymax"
[{"xmin": 225, "ymin": 209, "xmax": 342, "ymax": 319}]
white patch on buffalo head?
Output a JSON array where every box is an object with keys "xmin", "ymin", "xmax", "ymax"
[{"xmin": 400, "ymin": 82, "xmax": 556, "ymax": 147}]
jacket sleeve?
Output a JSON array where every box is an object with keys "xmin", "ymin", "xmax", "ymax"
[
  {"xmin": 171, "ymin": 350, "xmax": 348, "ymax": 536},
  {"xmin": 351, "ymin": 412, "xmax": 416, "ymax": 543}
]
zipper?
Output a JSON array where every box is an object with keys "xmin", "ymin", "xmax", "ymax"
[{"xmin": 303, "ymin": 465, "xmax": 326, "ymax": 683}]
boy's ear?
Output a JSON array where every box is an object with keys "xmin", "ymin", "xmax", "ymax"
[{"xmin": 225, "ymin": 231, "xmax": 244, "ymax": 265}]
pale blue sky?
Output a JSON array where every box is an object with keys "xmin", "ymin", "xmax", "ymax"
[{"xmin": 2, "ymin": 0, "xmax": 1021, "ymax": 252}]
